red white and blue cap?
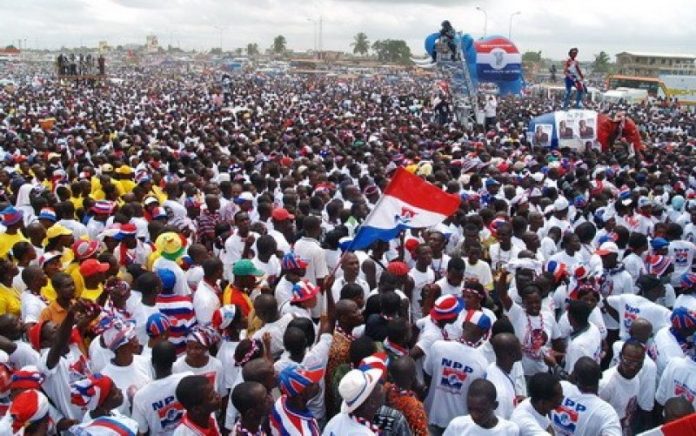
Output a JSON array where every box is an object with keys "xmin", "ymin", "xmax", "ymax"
[
  {"xmin": 114, "ymin": 223, "xmax": 137, "ymax": 241},
  {"xmin": 279, "ymin": 364, "xmax": 325, "ymax": 397},
  {"xmin": 290, "ymin": 280, "xmax": 320, "ymax": 303},
  {"xmin": 186, "ymin": 325, "xmax": 220, "ymax": 348},
  {"xmin": 358, "ymin": 352, "xmax": 389, "ymax": 375},
  {"xmin": 151, "ymin": 207, "xmax": 168, "ymax": 220},
  {"xmin": 102, "ymin": 319, "xmax": 136, "ymax": 351},
  {"xmin": 430, "ymin": 294, "xmax": 464, "ymax": 321},
  {"xmin": 70, "ymin": 373, "xmax": 114, "ymax": 411},
  {"xmin": 462, "ymin": 309, "xmax": 492, "ymax": 332},
  {"xmin": 645, "ymin": 254, "xmax": 672, "ymax": 277},
  {"xmin": 9, "ymin": 390, "xmax": 50, "ymax": 434},
  {"xmin": 281, "ymin": 252, "xmax": 309, "ymax": 271},
  {"xmin": 135, "ymin": 170, "xmax": 151, "ymax": 185},
  {"xmin": 91, "ymin": 200, "xmax": 116, "ymax": 215},
  {"xmin": 212, "ymin": 305, "xmax": 237, "ymax": 330},
  {"xmin": 0, "ymin": 206, "xmax": 23, "ymax": 227},
  {"xmin": 10, "ymin": 365, "xmax": 45, "ymax": 390},
  {"xmin": 671, "ymin": 307, "xmax": 696, "ymax": 330},
  {"xmin": 545, "ymin": 260, "xmax": 568, "ymax": 283},
  {"xmin": 72, "ymin": 239, "xmax": 100, "ymax": 261},
  {"xmin": 145, "ymin": 312, "xmax": 171, "ymax": 338},
  {"xmin": 37, "ymin": 208, "xmax": 57, "ymax": 222},
  {"xmin": 70, "ymin": 415, "xmax": 139, "ymax": 435},
  {"xmin": 680, "ymin": 272, "xmax": 696, "ymax": 289}
]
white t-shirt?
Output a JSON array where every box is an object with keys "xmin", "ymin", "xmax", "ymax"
[
  {"xmin": 9, "ymin": 340, "xmax": 39, "ymax": 370},
  {"xmin": 88, "ymin": 336, "xmax": 114, "ymax": 374},
  {"xmin": 39, "ymin": 345, "xmax": 91, "ymax": 420},
  {"xmin": 430, "ymin": 254, "xmax": 452, "ymax": 279},
  {"xmin": 656, "ymin": 356, "xmax": 696, "ymax": 408},
  {"xmin": 409, "ymin": 266, "xmax": 435, "ymax": 320},
  {"xmin": 599, "ymin": 366, "xmax": 640, "ymax": 427},
  {"xmin": 274, "ymin": 276, "xmax": 296, "ymax": 307},
  {"xmin": 622, "ymin": 253, "xmax": 646, "ymax": 283},
  {"xmin": 550, "ymin": 381, "xmax": 622, "ymax": 436},
  {"xmin": 173, "ymin": 355, "xmax": 225, "ymax": 396},
  {"xmin": 267, "ymin": 229, "xmax": 291, "ymax": 254},
  {"xmin": 598, "ymin": 269, "xmax": 635, "ymax": 331},
  {"xmin": 510, "ymin": 398, "xmax": 552, "ymax": 436},
  {"xmin": 674, "ymin": 293, "xmax": 696, "ymax": 312},
  {"xmin": 192, "ymin": 280, "xmax": 220, "ymax": 325},
  {"xmin": 463, "ymin": 259, "xmax": 493, "ymax": 290},
  {"xmin": 558, "ymin": 307, "xmax": 607, "ymax": 340},
  {"xmin": 423, "ymin": 340, "xmax": 488, "ymax": 427},
  {"xmin": 323, "ymin": 412, "xmax": 376, "ymax": 436},
  {"xmin": 102, "ymin": 357, "xmax": 153, "ymax": 415},
  {"xmin": 153, "ymin": 257, "xmax": 189, "ymax": 296},
  {"xmin": 606, "ymin": 294, "xmax": 671, "ymax": 340},
  {"xmin": 331, "ymin": 276, "xmax": 370, "ymax": 306},
  {"xmin": 651, "ymin": 326, "xmax": 687, "ymax": 378},
  {"xmin": 507, "ymin": 302, "xmax": 561, "ymax": 375},
  {"xmin": 133, "ymin": 304, "xmax": 161, "ymax": 347},
  {"xmin": 132, "ymin": 372, "xmax": 191, "ymax": 435},
  {"xmin": 434, "ymin": 276, "xmax": 461, "ymax": 297},
  {"xmin": 443, "ymin": 415, "xmax": 520, "ymax": 436},
  {"xmin": 294, "ymin": 236, "xmax": 329, "ymax": 318},
  {"xmin": 216, "ymin": 340, "xmax": 240, "ymax": 392},
  {"xmin": 20, "ymin": 292, "xmax": 47, "ymax": 324},
  {"xmin": 485, "ymin": 362, "xmax": 526, "ymax": 419},
  {"xmin": 251, "ymin": 313, "xmax": 295, "ymax": 358},
  {"xmin": 564, "ymin": 323, "xmax": 602, "ymax": 373},
  {"xmin": 610, "ymin": 341, "xmax": 657, "ymax": 412},
  {"xmin": 184, "ymin": 265, "xmax": 204, "ymax": 292},
  {"xmin": 669, "ymin": 240, "xmax": 696, "ymax": 287}
]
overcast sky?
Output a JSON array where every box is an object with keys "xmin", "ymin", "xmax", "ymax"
[{"xmin": 2, "ymin": 0, "xmax": 695, "ymax": 60}]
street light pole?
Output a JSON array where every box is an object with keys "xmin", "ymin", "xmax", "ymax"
[
  {"xmin": 509, "ymin": 11, "xmax": 521, "ymax": 40},
  {"xmin": 476, "ymin": 6, "xmax": 488, "ymax": 38},
  {"xmin": 307, "ymin": 18, "xmax": 318, "ymax": 53}
]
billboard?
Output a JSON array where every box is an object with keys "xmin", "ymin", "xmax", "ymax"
[{"xmin": 660, "ymin": 75, "xmax": 696, "ymax": 104}]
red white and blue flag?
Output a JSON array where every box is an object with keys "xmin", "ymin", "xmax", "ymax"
[{"xmin": 350, "ymin": 168, "xmax": 461, "ymax": 250}]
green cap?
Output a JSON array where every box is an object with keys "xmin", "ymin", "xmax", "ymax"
[{"xmin": 233, "ymin": 259, "xmax": 264, "ymax": 277}]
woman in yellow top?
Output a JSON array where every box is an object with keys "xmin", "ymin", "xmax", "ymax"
[
  {"xmin": 40, "ymin": 251, "xmax": 64, "ymax": 302},
  {"xmin": 67, "ymin": 239, "xmax": 101, "ymax": 299},
  {"xmin": 0, "ymin": 206, "xmax": 28, "ymax": 259},
  {"xmin": 0, "ymin": 258, "xmax": 21, "ymax": 316},
  {"xmin": 43, "ymin": 224, "xmax": 75, "ymax": 269}
]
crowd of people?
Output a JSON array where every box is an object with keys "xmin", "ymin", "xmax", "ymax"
[
  {"xmin": 55, "ymin": 54, "xmax": 106, "ymax": 77},
  {"xmin": 0, "ymin": 58, "xmax": 694, "ymax": 436}
]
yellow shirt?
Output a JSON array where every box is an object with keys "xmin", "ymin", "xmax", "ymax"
[
  {"xmin": 0, "ymin": 283, "xmax": 21, "ymax": 317},
  {"xmin": 81, "ymin": 284, "xmax": 103, "ymax": 302},
  {"xmin": 117, "ymin": 179, "xmax": 136, "ymax": 195},
  {"xmin": 41, "ymin": 282, "xmax": 57, "ymax": 302},
  {"xmin": 70, "ymin": 196, "xmax": 84, "ymax": 211},
  {"xmin": 70, "ymin": 267, "xmax": 86, "ymax": 299},
  {"xmin": 0, "ymin": 232, "xmax": 27, "ymax": 258}
]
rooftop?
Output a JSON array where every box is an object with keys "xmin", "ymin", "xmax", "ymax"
[{"xmin": 617, "ymin": 51, "xmax": 696, "ymax": 60}]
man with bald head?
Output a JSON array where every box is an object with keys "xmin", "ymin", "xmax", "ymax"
[
  {"xmin": 485, "ymin": 332, "xmax": 525, "ymax": 419},
  {"xmin": 443, "ymin": 379, "xmax": 520, "ymax": 435},
  {"xmin": 330, "ymin": 252, "xmax": 369, "ymax": 304}
]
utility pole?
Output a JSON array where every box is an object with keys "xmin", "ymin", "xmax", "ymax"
[{"xmin": 318, "ymin": 15, "xmax": 323, "ymax": 60}]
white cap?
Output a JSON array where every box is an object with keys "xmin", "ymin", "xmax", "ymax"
[
  {"xmin": 596, "ymin": 241, "xmax": 619, "ymax": 256},
  {"xmin": 553, "ymin": 197, "xmax": 569, "ymax": 211}
]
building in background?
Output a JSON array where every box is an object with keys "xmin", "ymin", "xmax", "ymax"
[{"xmin": 616, "ymin": 51, "xmax": 696, "ymax": 77}]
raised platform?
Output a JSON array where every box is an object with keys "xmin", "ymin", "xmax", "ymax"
[{"xmin": 57, "ymin": 74, "xmax": 107, "ymax": 81}]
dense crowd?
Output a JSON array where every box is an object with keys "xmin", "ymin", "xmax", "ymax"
[{"xmin": 0, "ymin": 63, "xmax": 695, "ymax": 436}]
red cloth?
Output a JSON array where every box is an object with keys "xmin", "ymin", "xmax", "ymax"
[{"xmin": 597, "ymin": 114, "xmax": 643, "ymax": 152}]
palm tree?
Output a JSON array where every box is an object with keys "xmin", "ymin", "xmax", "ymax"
[
  {"xmin": 247, "ymin": 43, "xmax": 259, "ymax": 57},
  {"xmin": 351, "ymin": 32, "xmax": 370, "ymax": 56},
  {"xmin": 272, "ymin": 35, "xmax": 287, "ymax": 55}
]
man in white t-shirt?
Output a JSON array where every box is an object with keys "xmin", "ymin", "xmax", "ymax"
[
  {"xmin": 423, "ymin": 310, "xmax": 490, "ymax": 431},
  {"xmin": 132, "ymin": 341, "xmax": 191, "ymax": 435},
  {"xmin": 605, "ymin": 274, "xmax": 671, "ymax": 341},
  {"xmin": 331, "ymin": 253, "xmax": 370, "ymax": 304},
  {"xmin": 656, "ymin": 355, "xmax": 696, "ymax": 409},
  {"xmin": 251, "ymin": 295, "xmax": 295, "ymax": 359},
  {"xmin": 407, "ymin": 244, "xmax": 436, "ymax": 320},
  {"xmin": 511, "ymin": 372, "xmax": 564, "ymax": 436},
  {"xmin": 550, "ymin": 357, "xmax": 622, "ymax": 436},
  {"xmin": 192, "ymin": 258, "xmax": 223, "ymax": 325},
  {"xmin": 443, "ymin": 379, "xmax": 520, "ymax": 435},
  {"xmin": 294, "ymin": 216, "xmax": 329, "ymax": 318},
  {"xmin": 666, "ymin": 224, "xmax": 696, "ymax": 288},
  {"xmin": 564, "ymin": 300, "xmax": 602, "ymax": 373},
  {"xmin": 484, "ymin": 333, "xmax": 525, "ymax": 419},
  {"xmin": 599, "ymin": 340, "xmax": 645, "ymax": 431}
]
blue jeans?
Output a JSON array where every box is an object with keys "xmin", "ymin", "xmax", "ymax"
[{"xmin": 563, "ymin": 76, "xmax": 584, "ymax": 109}]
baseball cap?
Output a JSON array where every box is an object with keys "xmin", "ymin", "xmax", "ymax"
[
  {"xmin": 279, "ymin": 364, "xmax": 325, "ymax": 397},
  {"xmin": 232, "ymin": 259, "xmax": 264, "ymax": 277},
  {"xmin": 650, "ymin": 237, "xmax": 670, "ymax": 251},
  {"xmin": 271, "ymin": 208, "xmax": 295, "ymax": 221},
  {"xmin": 281, "ymin": 252, "xmax": 309, "ymax": 271},
  {"xmin": 37, "ymin": 208, "xmax": 56, "ymax": 223},
  {"xmin": 102, "ymin": 320, "xmax": 136, "ymax": 351},
  {"xmin": 430, "ymin": 295, "xmax": 464, "ymax": 321},
  {"xmin": 100, "ymin": 163, "xmax": 114, "ymax": 173},
  {"xmin": 79, "ymin": 259, "xmax": 110, "ymax": 278},
  {"xmin": 72, "ymin": 240, "xmax": 100, "ymax": 261},
  {"xmin": 290, "ymin": 280, "xmax": 320, "ymax": 303},
  {"xmin": 339, "ymin": 368, "xmax": 383, "ymax": 413},
  {"xmin": 553, "ymin": 197, "xmax": 569, "ymax": 211},
  {"xmin": 91, "ymin": 200, "xmax": 116, "ymax": 215},
  {"xmin": 234, "ymin": 192, "xmax": 254, "ymax": 205},
  {"xmin": 595, "ymin": 241, "xmax": 619, "ymax": 256},
  {"xmin": 462, "ymin": 309, "xmax": 492, "ymax": 332},
  {"xmin": 146, "ymin": 312, "xmax": 171, "ymax": 338},
  {"xmin": 156, "ymin": 268, "xmax": 177, "ymax": 291}
]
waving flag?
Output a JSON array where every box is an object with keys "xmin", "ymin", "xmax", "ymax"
[{"xmin": 350, "ymin": 168, "xmax": 461, "ymax": 250}]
